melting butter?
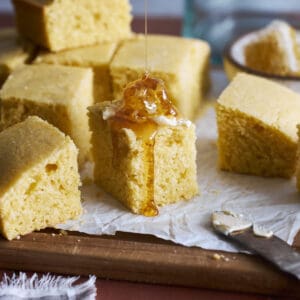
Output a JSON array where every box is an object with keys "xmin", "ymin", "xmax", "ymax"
[
  {"xmin": 212, "ymin": 211, "xmax": 252, "ymax": 235},
  {"xmin": 253, "ymin": 224, "xmax": 273, "ymax": 238}
]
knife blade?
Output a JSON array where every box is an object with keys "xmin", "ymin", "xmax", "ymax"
[
  {"xmin": 229, "ymin": 228, "xmax": 300, "ymax": 279},
  {"xmin": 212, "ymin": 211, "xmax": 300, "ymax": 280}
]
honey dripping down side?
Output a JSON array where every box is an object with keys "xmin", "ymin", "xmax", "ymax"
[{"xmin": 109, "ymin": 74, "xmax": 178, "ymax": 217}]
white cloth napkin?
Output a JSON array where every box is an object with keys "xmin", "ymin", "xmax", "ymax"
[{"xmin": 0, "ymin": 273, "xmax": 96, "ymax": 300}]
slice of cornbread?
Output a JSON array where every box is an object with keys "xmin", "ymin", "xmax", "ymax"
[
  {"xmin": 0, "ymin": 64, "xmax": 93, "ymax": 165},
  {"xmin": 0, "ymin": 116, "xmax": 82, "ymax": 240},
  {"xmin": 34, "ymin": 42, "xmax": 118, "ymax": 102},
  {"xmin": 244, "ymin": 20, "xmax": 300, "ymax": 76},
  {"xmin": 110, "ymin": 34, "xmax": 210, "ymax": 120},
  {"xmin": 0, "ymin": 28, "xmax": 34, "ymax": 87},
  {"xmin": 216, "ymin": 73, "xmax": 300, "ymax": 178},
  {"xmin": 89, "ymin": 76, "xmax": 198, "ymax": 216},
  {"xmin": 12, "ymin": 0, "xmax": 132, "ymax": 52}
]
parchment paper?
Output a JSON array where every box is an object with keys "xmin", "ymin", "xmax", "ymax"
[{"xmin": 59, "ymin": 71, "xmax": 300, "ymax": 253}]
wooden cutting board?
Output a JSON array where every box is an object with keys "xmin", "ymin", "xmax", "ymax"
[{"xmin": 0, "ymin": 229, "xmax": 299, "ymax": 298}]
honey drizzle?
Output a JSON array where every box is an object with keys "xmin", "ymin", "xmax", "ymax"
[
  {"xmin": 144, "ymin": 0, "xmax": 149, "ymax": 73},
  {"xmin": 108, "ymin": 75, "xmax": 178, "ymax": 216}
]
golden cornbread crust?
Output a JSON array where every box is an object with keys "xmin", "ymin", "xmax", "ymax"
[
  {"xmin": 12, "ymin": 0, "xmax": 132, "ymax": 52},
  {"xmin": 0, "ymin": 116, "xmax": 82, "ymax": 240},
  {"xmin": 110, "ymin": 34, "xmax": 210, "ymax": 120},
  {"xmin": 217, "ymin": 73, "xmax": 300, "ymax": 178},
  {"xmin": 34, "ymin": 42, "xmax": 119, "ymax": 102},
  {"xmin": 0, "ymin": 64, "xmax": 93, "ymax": 165},
  {"xmin": 89, "ymin": 104, "xmax": 198, "ymax": 215}
]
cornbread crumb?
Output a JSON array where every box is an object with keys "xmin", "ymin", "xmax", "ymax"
[
  {"xmin": 0, "ymin": 117, "xmax": 82, "ymax": 240},
  {"xmin": 217, "ymin": 73, "xmax": 300, "ymax": 178},
  {"xmin": 212, "ymin": 253, "xmax": 221, "ymax": 260},
  {"xmin": 0, "ymin": 64, "xmax": 93, "ymax": 165},
  {"xmin": 212, "ymin": 253, "xmax": 229, "ymax": 262},
  {"xmin": 12, "ymin": 0, "xmax": 132, "ymax": 52}
]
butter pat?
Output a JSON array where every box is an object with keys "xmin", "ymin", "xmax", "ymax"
[
  {"xmin": 253, "ymin": 224, "xmax": 273, "ymax": 238},
  {"xmin": 212, "ymin": 211, "xmax": 252, "ymax": 235}
]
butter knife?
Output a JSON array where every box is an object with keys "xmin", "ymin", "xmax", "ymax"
[{"xmin": 212, "ymin": 211, "xmax": 300, "ymax": 280}]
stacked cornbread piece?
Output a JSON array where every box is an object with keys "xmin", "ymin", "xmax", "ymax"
[{"xmin": 0, "ymin": 0, "xmax": 210, "ymax": 237}]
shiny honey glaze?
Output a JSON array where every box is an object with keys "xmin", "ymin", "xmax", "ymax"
[{"xmin": 109, "ymin": 74, "xmax": 178, "ymax": 216}]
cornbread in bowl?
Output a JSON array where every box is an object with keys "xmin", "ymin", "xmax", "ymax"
[{"xmin": 224, "ymin": 20, "xmax": 300, "ymax": 94}]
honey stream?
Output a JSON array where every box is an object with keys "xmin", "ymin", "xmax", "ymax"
[
  {"xmin": 109, "ymin": 75, "xmax": 178, "ymax": 216},
  {"xmin": 108, "ymin": 1, "xmax": 177, "ymax": 216}
]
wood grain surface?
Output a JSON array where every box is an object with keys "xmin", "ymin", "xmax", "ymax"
[{"xmin": 0, "ymin": 230, "xmax": 299, "ymax": 298}]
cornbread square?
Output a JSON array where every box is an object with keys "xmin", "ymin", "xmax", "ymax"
[
  {"xmin": 244, "ymin": 20, "xmax": 300, "ymax": 76},
  {"xmin": 34, "ymin": 42, "xmax": 118, "ymax": 102},
  {"xmin": 0, "ymin": 116, "xmax": 82, "ymax": 240},
  {"xmin": 89, "ymin": 103, "xmax": 198, "ymax": 216},
  {"xmin": 12, "ymin": 0, "xmax": 132, "ymax": 52},
  {"xmin": 0, "ymin": 28, "xmax": 34, "ymax": 87},
  {"xmin": 0, "ymin": 64, "xmax": 93, "ymax": 165},
  {"xmin": 110, "ymin": 35, "xmax": 210, "ymax": 119},
  {"xmin": 216, "ymin": 73, "xmax": 300, "ymax": 178}
]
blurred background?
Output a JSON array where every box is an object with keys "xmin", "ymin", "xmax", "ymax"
[
  {"xmin": 0, "ymin": 0, "xmax": 184, "ymax": 16},
  {"xmin": 1, "ymin": 0, "xmax": 300, "ymax": 64}
]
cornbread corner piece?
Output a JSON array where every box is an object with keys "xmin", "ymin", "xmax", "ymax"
[
  {"xmin": 12, "ymin": 0, "xmax": 132, "ymax": 52},
  {"xmin": 110, "ymin": 35, "xmax": 210, "ymax": 120},
  {"xmin": 0, "ymin": 28, "xmax": 35, "ymax": 87},
  {"xmin": 244, "ymin": 20, "xmax": 300, "ymax": 76},
  {"xmin": 216, "ymin": 73, "xmax": 300, "ymax": 178},
  {"xmin": 0, "ymin": 64, "xmax": 93, "ymax": 166},
  {"xmin": 0, "ymin": 116, "xmax": 82, "ymax": 240},
  {"xmin": 34, "ymin": 42, "xmax": 119, "ymax": 102},
  {"xmin": 88, "ymin": 103, "xmax": 198, "ymax": 216}
]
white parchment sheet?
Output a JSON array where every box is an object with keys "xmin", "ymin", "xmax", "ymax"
[{"xmin": 59, "ymin": 71, "xmax": 300, "ymax": 253}]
